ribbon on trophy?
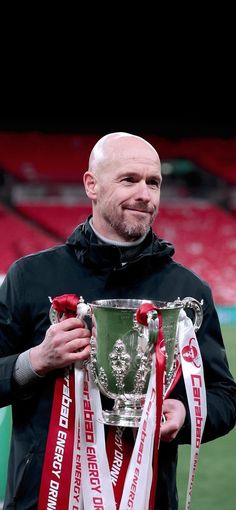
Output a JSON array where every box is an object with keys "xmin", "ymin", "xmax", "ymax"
[
  {"xmin": 38, "ymin": 294, "xmax": 206, "ymax": 510},
  {"xmin": 177, "ymin": 310, "xmax": 207, "ymax": 509}
]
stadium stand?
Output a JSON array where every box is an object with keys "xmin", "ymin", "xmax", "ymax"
[
  {"xmin": 0, "ymin": 133, "xmax": 97, "ymax": 183},
  {"xmin": 0, "ymin": 203, "xmax": 60, "ymax": 281},
  {"xmin": 16, "ymin": 203, "xmax": 92, "ymax": 239},
  {"xmin": 1, "ymin": 133, "xmax": 236, "ymax": 183},
  {"xmin": 155, "ymin": 201, "xmax": 236, "ymax": 306}
]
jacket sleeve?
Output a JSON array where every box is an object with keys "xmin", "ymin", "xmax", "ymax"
[
  {"xmin": 171, "ymin": 285, "xmax": 236, "ymax": 444},
  {"xmin": 0, "ymin": 261, "xmax": 38, "ymax": 407}
]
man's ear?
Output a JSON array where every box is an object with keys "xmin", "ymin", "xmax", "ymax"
[{"xmin": 83, "ymin": 171, "xmax": 97, "ymax": 200}]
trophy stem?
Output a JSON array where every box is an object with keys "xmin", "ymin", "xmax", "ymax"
[{"xmin": 102, "ymin": 396, "xmax": 145, "ymax": 427}]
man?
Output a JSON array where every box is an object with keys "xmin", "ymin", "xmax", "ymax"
[{"xmin": 0, "ymin": 132, "xmax": 236, "ymax": 509}]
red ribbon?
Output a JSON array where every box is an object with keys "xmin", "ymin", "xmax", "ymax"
[
  {"xmin": 136, "ymin": 303, "xmax": 166, "ymax": 510},
  {"xmin": 149, "ymin": 311, "xmax": 166, "ymax": 510},
  {"xmin": 38, "ymin": 367, "xmax": 76, "ymax": 510},
  {"xmin": 106, "ymin": 427, "xmax": 135, "ymax": 507},
  {"xmin": 52, "ymin": 293, "xmax": 80, "ymax": 318},
  {"xmin": 136, "ymin": 302, "xmax": 158, "ymax": 326}
]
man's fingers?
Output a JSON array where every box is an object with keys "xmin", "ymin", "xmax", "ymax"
[{"xmin": 50, "ymin": 317, "xmax": 86, "ymax": 331}]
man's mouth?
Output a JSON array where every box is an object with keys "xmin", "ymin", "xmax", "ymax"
[{"xmin": 125, "ymin": 206, "xmax": 153, "ymax": 215}]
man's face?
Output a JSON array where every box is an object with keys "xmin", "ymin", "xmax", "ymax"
[{"xmin": 92, "ymin": 151, "xmax": 162, "ymax": 241}]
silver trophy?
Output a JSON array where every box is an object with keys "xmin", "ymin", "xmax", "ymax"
[{"xmin": 77, "ymin": 297, "xmax": 203, "ymax": 427}]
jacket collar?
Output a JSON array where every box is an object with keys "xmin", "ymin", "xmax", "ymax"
[{"xmin": 66, "ymin": 216, "xmax": 175, "ymax": 271}]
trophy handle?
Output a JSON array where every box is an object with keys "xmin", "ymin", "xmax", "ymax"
[
  {"xmin": 177, "ymin": 297, "xmax": 203, "ymax": 332},
  {"xmin": 48, "ymin": 295, "xmax": 92, "ymax": 324},
  {"xmin": 76, "ymin": 299, "xmax": 92, "ymax": 319}
]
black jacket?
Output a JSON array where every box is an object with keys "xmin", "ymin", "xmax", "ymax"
[{"xmin": 0, "ymin": 219, "xmax": 236, "ymax": 510}]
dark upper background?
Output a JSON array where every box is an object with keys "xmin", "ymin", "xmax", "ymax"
[
  {"xmin": 0, "ymin": 113, "xmax": 236, "ymax": 138},
  {"xmin": 1, "ymin": 57, "xmax": 235, "ymax": 139}
]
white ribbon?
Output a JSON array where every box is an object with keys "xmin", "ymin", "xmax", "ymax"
[
  {"xmin": 69, "ymin": 362, "xmax": 84, "ymax": 510},
  {"xmin": 177, "ymin": 310, "xmax": 207, "ymax": 510},
  {"xmin": 79, "ymin": 367, "xmax": 115, "ymax": 510},
  {"xmin": 119, "ymin": 352, "xmax": 156, "ymax": 510}
]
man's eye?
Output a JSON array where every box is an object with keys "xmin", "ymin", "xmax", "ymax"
[
  {"xmin": 149, "ymin": 180, "xmax": 161, "ymax": 188},
  {"xmin": 122, "ymin": 177, "xmax": 135, "ymax": 183}
]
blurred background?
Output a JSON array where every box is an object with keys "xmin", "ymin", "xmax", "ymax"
[{"xmin": 0, "ymin": 115, "xmax": 236, "ymax": 508}]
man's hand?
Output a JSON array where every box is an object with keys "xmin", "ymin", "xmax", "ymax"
[
  {"xmin": 29, "ymin": 317, "xmax": 91, "ymax": 376},
  {"xmin": 160, "ymin": 398, "xmax": 186, "ymax": 442}
]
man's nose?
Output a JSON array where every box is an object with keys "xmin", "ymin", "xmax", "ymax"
[{"xmin": 135, "ymin": 181, "xmax": 151, "ymax": 201}]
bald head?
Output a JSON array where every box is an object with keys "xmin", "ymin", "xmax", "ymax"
[
  {"xmin": 84, "ymin": 131, "xmax": 162, "ymax": 241},
  {"xmin": 88, "ymin": 132, "xmax": 160, "ymax": 174}
]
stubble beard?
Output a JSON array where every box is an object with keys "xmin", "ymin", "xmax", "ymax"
[{"xmin": 104, "ymin": 209, "xmax": 156, "ymax": 241}]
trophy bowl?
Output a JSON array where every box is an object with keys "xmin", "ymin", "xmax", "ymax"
[{"xmin": 82, "ymin": 297, "xmax": 203, "ymax": 427}]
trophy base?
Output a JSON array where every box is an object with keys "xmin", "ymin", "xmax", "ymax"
[{"xmin": 102, "ymin": 409, "xmax": 142, "ymax": 427}]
